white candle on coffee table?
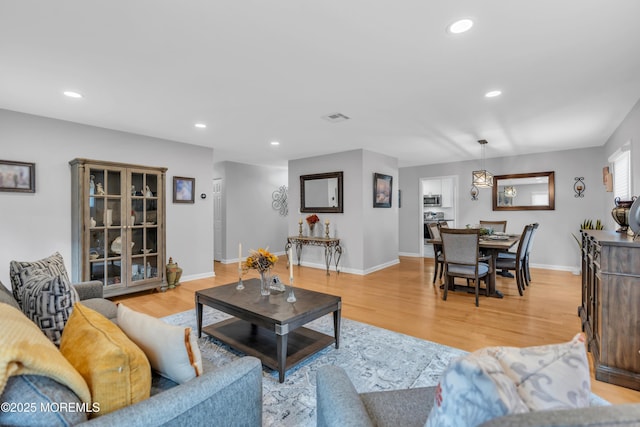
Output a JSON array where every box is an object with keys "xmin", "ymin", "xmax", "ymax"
[{"xmin": 289, "ymin": 248, "xmax": 294, "ymax": 282}]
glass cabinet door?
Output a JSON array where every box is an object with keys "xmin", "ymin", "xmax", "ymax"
[
  {"xmin": 129, "ymin": 170, "xmax": 161, "ymax": 284},
  {"xmin": 88, "ymin": 166, "xmax": 124, "ymax": 288}
]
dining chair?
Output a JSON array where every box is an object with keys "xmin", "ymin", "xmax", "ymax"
[
  {"xmin": 427, "ymin": 222, "xmax": 445, "ymax": 284},
  {"xmin": 480, "ymin": 220, "xmax": 509, "ymax": 275},
  {"xmin": 440, "ymin": 228, "xmax": 490, "ymax": 306},
  {"xmin": 495, "ymin": 224, "xmax": 534, "ymax": 296},
  {"xmin": 479, "ymin": 220, "xmax": 507, "ymax": 233},
  {"xmin": 523, "ymin": 223, "xmax": 539, "ymax": 286}
]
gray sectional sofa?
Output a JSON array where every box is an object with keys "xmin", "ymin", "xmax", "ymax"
[
  {"xmin": 316, "ymin": 365, "xmax": 640, "ymax": 427},
  {"xmin": 0, "ymin": 281, "xmax": 263, "ymax": 427}
]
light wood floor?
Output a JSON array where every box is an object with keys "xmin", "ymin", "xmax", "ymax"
[{"xmin": 113, "ymin": 256, "xmax": 640, "ymax": 404}]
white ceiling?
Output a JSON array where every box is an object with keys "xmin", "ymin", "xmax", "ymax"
[{"xmin": 2, "ymin": 1, "xmax": 640, "ymax": 168}]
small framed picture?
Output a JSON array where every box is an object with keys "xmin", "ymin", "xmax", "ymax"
[
  {"xmin": 173, "ymin": 176, "xmax": 195, "ymax": 204},
  {"xmin": 373, "ymin": 173, "xmax": 392, "ymax": 208},
  {"xmin": 0, "ymin": 160, "xmax": 35, "ymax": 193}
]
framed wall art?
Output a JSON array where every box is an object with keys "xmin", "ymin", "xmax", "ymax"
[
  {"xmin": 0, "ymin": 160, "xmax": 35, "ymax": 193},
  {"xmin": 373, "ymin": 173, "xmax": 392, "ymax": 208},
  {"xmin": 173, "ymin": 176, "xmax": 195, "ymax": 203}
]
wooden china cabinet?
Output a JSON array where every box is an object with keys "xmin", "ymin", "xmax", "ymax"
[
  {"xmin": 70, "ymin": 158, "xmax": 167, "ymax": 297},
  {"xmin": 579, "ymin": 229, "xmax": 640, "ymax": 391}
]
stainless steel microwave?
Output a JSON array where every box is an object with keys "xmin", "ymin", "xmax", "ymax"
[{"xmin": 424, "ymin": 194, "xmax": 442, "ymax": 207}]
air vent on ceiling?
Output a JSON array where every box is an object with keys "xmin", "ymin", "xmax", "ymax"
[{"xmin": 322, "ymin": 112, "xmax": 350, "ymax": 123}]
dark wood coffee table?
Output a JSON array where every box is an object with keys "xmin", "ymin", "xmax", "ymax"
[{"xmin": 196, "ymin": 279, "xmax": 341, "ymax": 383}]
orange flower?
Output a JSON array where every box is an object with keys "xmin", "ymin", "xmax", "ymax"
[{"xmin": 243, "ymin": 248, "xmax": 278, "ymax": 272}]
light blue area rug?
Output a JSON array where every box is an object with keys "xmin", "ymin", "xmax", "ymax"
[
  {"xmin": 162, "ymin": 306, "xmax": 466, "ymax": 427},
  {"xmin": 163, "ymin": 307, "xmax": 609, "ymax": 426}
]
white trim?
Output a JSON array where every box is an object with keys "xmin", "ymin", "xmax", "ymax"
[{"xmin": 181, "ymin": 272, "xmax": 215, "ymax": 282}]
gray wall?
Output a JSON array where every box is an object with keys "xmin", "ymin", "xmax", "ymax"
[
  {"xmin": 604, "ymin": 97, "xmax": 640, "ymax": 224},
  {"xmin": 289, "ymin": 149, "xmax": 399, "ymax": 274},
  {"xmin": 213, "ymin": 161, "xmax": 288, "ymax": 262},
  {"xmin": 0, "ymin": 109, "xmax": 214, "ymax": 287},
  {"xmin": 399, "ymin": 146, "xmax": 607, "ymax": 271}
]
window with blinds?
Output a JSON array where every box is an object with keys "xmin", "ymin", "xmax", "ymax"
[{"xmin": 611, "ymin": 149, "xmax": 631, "ymax": 200}]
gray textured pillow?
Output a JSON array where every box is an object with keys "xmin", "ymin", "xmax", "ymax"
[
  {"xmin": 0, "ymin": 375, "xmax": 88, "ymax": 426},
  {"xmin": 21, "ymin": 273, "xmax": 79, "ymax": 346},
  {"xmin": 9, "ymin": 252, "xmax": 70, "ymax": 308}
]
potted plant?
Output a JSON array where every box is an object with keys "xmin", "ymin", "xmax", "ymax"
[{"xmin": 571, "ymin": 219, "xmax": 603, "ymax": 275}]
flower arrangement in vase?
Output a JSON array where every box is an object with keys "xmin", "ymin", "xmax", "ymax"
[
  {"xmin": 244, "ymin": 248, "xmax": 278, "ymax": 295},
  {"xmin": 306, "ymin": 214, "xmax": 320, "ymax": 236}
]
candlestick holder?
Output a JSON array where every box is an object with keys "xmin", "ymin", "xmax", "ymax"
[
  {"xmin": 287, "ymin": 278, "xmax": 297, "ymax": 303},
  {"xmin": 298, "ymin": 222, "xmax": 303, "ymax": 237},
  {"xmin": 324, "ymin": 223, "xmax": 330, "ymax": 238},
  {"xmin": 236, "ymin": 267, "xmax": 245, "ymax": 290}
]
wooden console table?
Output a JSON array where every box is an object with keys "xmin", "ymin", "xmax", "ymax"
[{"xmin": 285, "ymin": 236, "xmax": 342, "ymax": 275}]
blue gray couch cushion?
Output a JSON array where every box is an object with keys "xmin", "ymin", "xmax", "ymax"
[
  {"xmin": 0, "ymin": 375, "xmax": 88, "ymax": 426},
  {"xmin": 361, "ymin": 387, "xmax": 436, "ymax": 427}
]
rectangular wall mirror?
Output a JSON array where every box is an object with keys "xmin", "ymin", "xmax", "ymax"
[
  {"xmin": 492, "ymin": 171, "xmax": 555, "ymax": 211},
  {"xmin": 300, "ymin": 171, "xmax": 343, "ymax": 213}
]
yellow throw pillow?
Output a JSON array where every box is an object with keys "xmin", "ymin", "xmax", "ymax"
[
  {"xmin": 0, "ymin": 303, "xmax": 90, "ymax": 404},
  {"xmin": 116, "ymin": 303, "xmax": 203, "ymax": 384},
  {"xmin": 60, "ymin": 302, "xmax": 151, "ymax": 418}
]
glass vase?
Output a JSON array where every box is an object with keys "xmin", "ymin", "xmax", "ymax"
[{"xmin": 259, "ymin": 270, "xmax": 271, "ymax": 296}]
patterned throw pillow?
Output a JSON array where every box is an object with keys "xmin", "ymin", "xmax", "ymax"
[
  {"xmin": 425, "ymin": 334, "xmax": 591, "ymax": 427},
  {"xmin": 477, "ymin": 333, "xmax": 591, "ymax": 411},
  {"xmin": 9, "ymin": 252, "xmax": 71, "ymax": 308},
  {"xmin": 425, "ymin": 352, "xmax": 529, "ymax": 427},
  {"xmin": 20, "ymin": 273, "xmax": 79, "ymax": 346}
]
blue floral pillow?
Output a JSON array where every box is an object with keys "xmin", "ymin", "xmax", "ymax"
[
  {"xmin": 425, "ymin": 352, "xmax": 528, "ymax": 427},
  {"xmin": 425, "ymin": 334, "xmax": 591, "ymax": 427}
]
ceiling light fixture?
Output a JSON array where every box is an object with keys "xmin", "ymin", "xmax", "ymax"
[
  {"xmin": 472, "ymin": 139, "xmax": 493, "ymax": 188},
  {"xmin": 447, "ymin": 18, "xmax": 474, "ymax": 34},
  {"xmin": 270, "ymin": 141, "xmax": 280, "ymax": 146},
  {"xmin": 485, "ymin": 90, "xmax": 502, "ymax": 98},
  {"xmin": 194, "ymin": 123, "xmax": 207, "ymax": 129},
  {"xmin": 63, "ymin": 91, "xmax": 83, "ymax": 98}
]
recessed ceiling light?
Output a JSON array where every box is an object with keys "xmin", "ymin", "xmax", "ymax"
[
  {"xmin": 63, "ymin": 91, "xmax": 83, "ymax": 98},
  {"xmin": 485, "ymin": 90, "xmax": 502, "ymax": 98},
  {"xmin": 447, "ymin": 18, "xmax": 474, "ymax": 34},
  {"xmin": 194, "ymin": 123, "xmax": 207, "ymax": 129},
  {"xmin": 270, "ymin": 141, "xmax": 280, "ymax": 146}
]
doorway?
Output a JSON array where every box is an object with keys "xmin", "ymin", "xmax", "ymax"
[
  {"xmin": 213, "ymin": 178, "xmax": 223, "ymax": 261},
  {"xmin": 419, "ymin": 175, "xmax": 458, "ymax": 258}
]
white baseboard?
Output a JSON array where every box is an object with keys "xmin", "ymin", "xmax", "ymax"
[{"xmin": 181, "ymin": 272, "xmax": 215, "ymax": 282}]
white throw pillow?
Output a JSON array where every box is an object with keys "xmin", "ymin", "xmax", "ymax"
[
  {"xmin": 477, "ymin": 333, "xmax": 591, "ymax": 410},
  {"xmin": 425, "ymin": 333, "xmax": 591, "ymax": 427},
  {"xmin": 116, "ymin": 303, "xmax": 203, "ymax": 384},
  {"xmin": 425, "ymin": 352, "xmax": 529, "ymax": 427}
]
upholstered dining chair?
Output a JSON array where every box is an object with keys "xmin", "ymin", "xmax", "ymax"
[
  {"xmin": 479, "ymin": 220, "xmax": 507, "ymax": 233},
  {"xmin": 497, "ymin": 222, "xmax": 539, "ymax": 287},
  {"xmin": 495, "ymin": 224, "xmax": 534, "ymax": 296},
  {"xmin": 523, "ymin": 223, "xmax": 539, "ymax": 286},
  {"xmin": 440, "ymin": 228, "xmax": 490, "ymax": 307},
  {"xmin": 427, "ymin": 222, "xmax": 445, "ymax": 284}
]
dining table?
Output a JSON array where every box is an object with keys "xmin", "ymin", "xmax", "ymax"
[{"xmin": 427, "ymin": 233, "xmax": 520, "ymax": 298}]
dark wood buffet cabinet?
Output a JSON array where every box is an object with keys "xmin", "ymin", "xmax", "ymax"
[{"xmin": 579, "ymin": 230, "xmax": 640, "ymax": 391}]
